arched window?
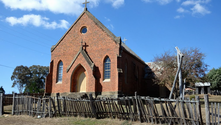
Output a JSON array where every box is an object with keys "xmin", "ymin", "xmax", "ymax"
[
  {"xmin": 104, "ymin": 57, "xmax": 111, "ymax": 80},
  {"xmin": 125, "ymin": 62, "xmax": 127, "ymax": 84},
  {"xmin": 57, "ymin": 61, "xmax": 63, "ymax": 83}
]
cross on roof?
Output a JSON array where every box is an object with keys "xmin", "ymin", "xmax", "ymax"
[
  {"xmin": 123, "ymin": 38, "xmax": 127, "ymax": 43},
  {"xmin": 83, "ymin": 42, "xmax": 89, "ymax": 50},
  {"xmin": 81, "ymin": 40, "xmax": 89, "ymax": 50},
  {"xmin": 83, "ymin": 0, "xmax": 89, "ymax": 10}
]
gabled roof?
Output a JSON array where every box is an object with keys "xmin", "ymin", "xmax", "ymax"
[
  {"xmin": 51, "ymin": 9, "xmax": 119, "ymax": 52},
  {"xmin": 66, "ymin": 47, "xmax": 94, "ymax": 73},
  {"xmin": 121, "ymin": 42, "xmax": 145, "ymax": 64},
  {"xmin": 51, "ymin": 9, "xmax": 146, "ymax": 65}
]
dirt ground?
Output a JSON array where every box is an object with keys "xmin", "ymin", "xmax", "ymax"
[{"xmin": 0, "ymin": 114, "xmax": 155, "ymax": 125}]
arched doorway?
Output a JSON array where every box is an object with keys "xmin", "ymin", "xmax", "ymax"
[
  {"xmin": 71, "ymin": 65, "xmax": 87, "ymax": 92},
  {"xmin": 77, "ymin": 71, "xmax": 86, "ymax": 92}
]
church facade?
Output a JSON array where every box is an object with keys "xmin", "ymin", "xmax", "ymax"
[{"xmin": 45, "ymin": 7, "xmax": 159, "ymax": 97}]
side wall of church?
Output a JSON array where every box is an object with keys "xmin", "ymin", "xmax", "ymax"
[
  {"xmin": 49, "ymin": 13, "xmax": 120, "ymax": 94},
  {"xmin": 118, "ymin": 50, "xmax": 160, "ymax": 97}
]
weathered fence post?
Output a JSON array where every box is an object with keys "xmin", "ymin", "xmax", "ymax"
[
  {"xmin": 204, "ymin": 94, "xmax": 210, "ymax": 125},
  {"xmin": 89, "ymin": 93, "xmax": 97, "ymax": 119},
  {"xmin": 56, "ymin": 93, "xmax": 61, "ymax": 116},
  {"xmin": 0, "ymin": 93, "xmax": 3, "ymax": 116},
  {"xmin": 12, "ymin": 92, "xmax": 16, "ymax": 115},
  {"xmin": 218, "ymin": 103, "xmax": 220, "ymax": 125},
  {"xmin": 135, "ymin": 92, "xmax": 141, "ymax": 122},
  {"xmin": 49, "ymin": 97, "xmax": 51, "ymax": 118},
  {"xmin": 196, "ymin": 96, "xmax": 203, "ymax": 125}
]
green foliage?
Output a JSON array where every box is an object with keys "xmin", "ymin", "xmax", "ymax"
[
  {"xmin": 11, "ymin": 65, "xmax": 31, "ymax": 93},
  {"xmin": 207, "ymin": 67, "xmax": 221, "ymax": 90},
  {"xmin": 190, "ymin": 95, "xmax": 195, "ymax": 100},
  {"xmin": 11, "ymin": 65, "xmax": 49, "ymax": 93}
]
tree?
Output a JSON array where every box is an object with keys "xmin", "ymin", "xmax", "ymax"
[
  {"xmin": 207, "ymin": 67, "xmax": 221, "ymax": 90},
  {"xmin": 152, "ymin": 48, "xmax": 208, "ymax": 94},
  {"xmin": 11, "ymin": 65, "xmax": 49, "ymax": 93},
  {"xmin": 24, "ymin": 65, "xmax": 49, "ymax": 93},
  {"xmin": 11, "ymin": 65, "xmax": 31, "ymax": 93}
]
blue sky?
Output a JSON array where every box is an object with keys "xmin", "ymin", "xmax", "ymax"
[{"xmin": 0, "ymin": 0, "xmax": 220, "ymax": 94}]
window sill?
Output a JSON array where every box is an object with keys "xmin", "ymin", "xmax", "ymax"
[
  {"xmin": 56, "ymin": 82, "xmax": 62, "ymax": 84},
  {"xmin": 103, "ymin": 79, "xmax": 110, "ymax": 82}
]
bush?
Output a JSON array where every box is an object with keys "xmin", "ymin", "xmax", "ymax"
[{"xmin": 190, "ymin": 95, "xmax": 195, "ymax": 100}]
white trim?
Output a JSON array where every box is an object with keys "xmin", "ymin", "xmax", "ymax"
[
  {"xmin": 103, "ymin": 79, "xmax": 110, "ymax": 82},
  {"xmin": 56, "ymin": 82, "xmax": 62, "ymax": 84}
]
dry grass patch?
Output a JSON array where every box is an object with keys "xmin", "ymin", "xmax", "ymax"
[{"xmin": 0, "ymin": 115, "xmax": 156, "ymax": 125}]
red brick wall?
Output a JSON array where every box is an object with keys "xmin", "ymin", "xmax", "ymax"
[
  {"xmin": 118, "ymin": 50, "xmax": 159, "ymax": 96},
  {"xmin": 118, "ymin": 50, "xmax": 145, "ymax": 95},
  {"xmin": 45, "ymin": 61, "xmax": 53, "ymax": 93},
  {"xmin": 46, "ymin": 11, "xmax": 159, "ymax": 97},
  {"xmin": 49, "ymin": 13, "xmax": 120, "ymax": 94}
]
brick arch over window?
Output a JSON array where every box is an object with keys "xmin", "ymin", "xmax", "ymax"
[
  {"xmin": 103, "ymin": 56, "xmax": 111, "ymax": 80},
  {"xmin": 57, "ymin": 60, "xmax": 63, "ymax": 83}
]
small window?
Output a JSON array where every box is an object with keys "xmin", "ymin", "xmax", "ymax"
[
  {"xmin": 81, "ymin": 26, "xmax": 87, "ymax": 34},
  {"xmin": 57, "ymin": 61, "xmax": 63, "ymax": 83},
  {"xmin": 104, "ymin": 57, "xmax": 111, "ymax": 80}
]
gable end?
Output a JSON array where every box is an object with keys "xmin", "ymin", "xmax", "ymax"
[{"xmin": 51, "ymin": 10, "xmax": 121, "ymax": 52}]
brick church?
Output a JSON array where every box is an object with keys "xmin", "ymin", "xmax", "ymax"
[{"xmin": 45, "ymin": 2, "xmax": 159, "ymax": 97}]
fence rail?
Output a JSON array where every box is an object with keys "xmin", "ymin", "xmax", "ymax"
[
  {"xmin": 1, "ymin": 93, "xmax": 202, "ymax": 124},
  {"xmin": 3, "ymin": 93, "xmax": 221, "ymax": 124},
  {"xmin": 4, "ymin": 93, "xmax": 44, "ymax": 106}
]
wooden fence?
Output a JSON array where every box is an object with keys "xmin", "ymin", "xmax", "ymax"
[
  {"xmin": 5, "ymin": 92, "xmax": 202, "ymax": 124},
  {"xmin": 204, "ymin": 94, "xmax": 221, "ymax": 125},
  {"xmin": 4, "ymin": 92, "xmax": 221, "ymax": 124},
  {"xmin": 4, "ymin": 93, "xmax": 44, "ymax": 106}
]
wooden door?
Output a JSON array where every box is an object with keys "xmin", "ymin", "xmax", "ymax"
[{"xmin": 77, "ymin": 72, "xmax": 86, "ymax": 92}]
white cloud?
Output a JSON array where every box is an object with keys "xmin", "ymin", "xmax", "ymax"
[
  {"xmin": 0, "ymin": 0, "xmax": 84, "ymax": 16},
  {"xmin": 182, "ymin": 0, "xmax": 211, "ymax": 6},
  {"xmin": 106, "ymin": 0, "xmax": 124, "ymax": 8},
  {"xmin": 141, "ymin": 0, "xmax": 211, "ymax": 18},
  {"xmin": 174, "ymin": 15, "xmax": 181, "ymax": 19},
  {"xmin": 191, "ymin": 3, "xmax": 210, "ymax": 15},
  {"xmin": 177, "ymin": 7, "xmax": 185, "ymax": 12},
  {"xmin": 179, "ymin": 0, "xmax": 211, "ymax": 17},
  {"xmin": 104, "ymin": 17, "xmax": 111, "ymax": 21},
  {"xmin": 174, "ymin": 15, "xmax": 184, "ymax": 19},
  {"xmin": 142, "ymin": 0, "xmax": 173, "ymax": 5},
  {"xmin": 142, "ymin": 0, "xmax": 152, "ymax": 3},
  {"xmin": 182, "ymin": 0, "xmax": 198, "ymax": 6},
  {"xmin": 177, "ymin": 7, "xmax": 189, "ymax": 13},
  {"xmin": 5, "ymin": 14, "xmax": 69, "ymax": 29},
  {"xmin": 0, "ymin": 0, "xmax": 124, "ymax": 15},
  {"xmin": 107, "ymin": 24, "xmax": 114, "ymax": 30}
]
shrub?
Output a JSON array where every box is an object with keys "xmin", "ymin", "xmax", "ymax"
[{"xmin": 190, "ymin": 95, "xmax": 195, "ymax": 100}]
